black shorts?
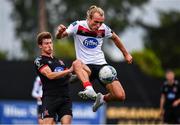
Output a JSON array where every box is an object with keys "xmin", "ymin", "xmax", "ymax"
[
  {"xmin": 37, "ymin": 104, "xmax": 43, "ymax": 119},
  {"xmin": 87, "ymin": 64, "xmax": 118, "ymax": 87},
  {"xmin": 164, "ymin": 107, "xmax": 180, "ymax": 124},
  {"xmin": 42, "ymin": 95, "xmax": 72, "ymax": 121}
]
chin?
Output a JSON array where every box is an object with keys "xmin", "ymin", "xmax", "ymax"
[{"xmin": 92, "ymin": 29, "xmax": 98, "ymax": 31}]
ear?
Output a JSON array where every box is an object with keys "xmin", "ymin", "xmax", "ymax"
[{"xmin": 39, "ymin": 44, "xmax": 42, "ymax": 49}]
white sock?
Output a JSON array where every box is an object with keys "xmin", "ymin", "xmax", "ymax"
[
  {"xmin": 85, "ymin": 86, "xmax": 94, "ymax": 91},
  {"xmin": 101, "ymin": 95, "xmax": 105, "ymax": 103}
]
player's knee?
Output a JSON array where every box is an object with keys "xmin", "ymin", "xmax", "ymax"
[
  {"xmin": 116, "ymin": 91, "xmax": 126, "ymax": 101},
  {"xmin": 72, "ymin": 60, "xmax": 82, "ymax": 70}
]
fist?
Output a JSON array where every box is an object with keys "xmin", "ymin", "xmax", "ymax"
[{"xmin": 57, "ymin": 24, "xmax": 66, "ymax": 33}]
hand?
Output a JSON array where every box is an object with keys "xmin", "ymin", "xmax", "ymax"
[
  {"xmin": 56, "ymin": 24, "xmax": 66, "ymax": 38},
  {"xmin": 172, "ymin": 100, "xmax": 180, "ymax": 107},
  {"xmin": 57, "ymin": 24, "xmax": 66, "ymax": 32},
  {"xmin": 124, "ymin": 53, "xmax": 133, "ymax": 64},
  {"xmin": 68, "ymin": 66, "xmax": 74, "ymax": 73}
]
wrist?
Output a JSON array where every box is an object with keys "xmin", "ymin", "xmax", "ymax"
[{"xmin": 67, "ymin": 69, "xmax": 72, "ymax": 73}]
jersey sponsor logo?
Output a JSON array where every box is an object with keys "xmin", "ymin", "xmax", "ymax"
[
  {"xmin": 54, "ymin": 67, "xmax": 64, "ymax": 72},
  {"xmin": 173, "ymin": 87, "xmax": 177, "ymax": 92},
  {"xmin": 167, "ymin": 93, "xmax": 175, "ymax": 99},
  {"xmin": 83, "ymin": 38, "xmax": 98, "ymax": 49}
]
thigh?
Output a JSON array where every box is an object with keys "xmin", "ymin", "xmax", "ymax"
[
  {"xmin": 57, "ymin": 98, "xmax": 72, "ymax": 123},
  {"xmin": 173, "ymin": 106, "xmax": 180, "ymax": 123},
  {"xmin": 61, "ymin": 115, "xmax": 72, "ymax": 124},
  {"xmin": 37, "ymin": 104, "xmax": 43, "ymax": 119},
  {"xmin": 43, "ymin": 117, "xmax": 55, "ymax": 124},
  {"xmin": 42, "ymin": 96, "xmax": 58, "ymax": 120},
  {"xmin": 82, "ymin": 63, "xmax": 92, "ymax": 76},
  {"xmin": 164, "ymin": 108, "xmax": 174, "ymax": 124},
  {"xmin": 87, "ymin": 64, "xmax": 106, "ymax": 84}
]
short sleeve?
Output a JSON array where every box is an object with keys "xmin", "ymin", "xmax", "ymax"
[
  {"xmin": 34, "ymin": 56, "xmax": 47, "ymax": 71},
  {"xmin": 66, "ymin": 21, "xmax": 79, "ymax": 36},
  {"xmin": 160, "ymin": 83, "xmax": 166, "ymax": 94},
  {"xmin": 104, "ymin": 24, "xmax": 113, "ymax": 38}
]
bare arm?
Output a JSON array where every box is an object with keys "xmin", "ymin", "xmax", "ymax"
[
  {"xmin": 172, "ymin": 98, "xmax": 180, "ymax": 107},
  {"xmin": 160, "ymin": 94, "xmax": 165, "ymax": 117},
  {"xmin": 55, "ymin": 24, "xmax": 68, "ymax": 39},
  {"xmin": 40, "ymin": 65, "xmax": 73, "ymax": 80},
  {"xmin": 111, "ymin": 32, "xmax": 133, "ymax": 64}
]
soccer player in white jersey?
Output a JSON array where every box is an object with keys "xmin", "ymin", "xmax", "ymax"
[
  {"xmin": 32, "ymin": 76, "xmax": 43, "ymax": 125},
  {"xmin": 56, "ymin": 5, "xmax": 133, "ymax": 112}
]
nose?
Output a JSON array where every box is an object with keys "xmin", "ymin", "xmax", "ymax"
[{"xmin": 96, "ymin": 23, "xmax": 101, "ymax": 28}]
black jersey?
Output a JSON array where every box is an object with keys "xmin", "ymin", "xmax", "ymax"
[
  {"xmin": 34, "ymin": 55, "xmax": 70, "ymax": 96},
  {"xmin": 161, "ymin": 80, "xmax": 180, "ymax": 109}
]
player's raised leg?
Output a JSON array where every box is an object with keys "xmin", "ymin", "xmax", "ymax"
[{"xmin": 72, "ymin": 60, "xmax": 97, "ymax": 100}]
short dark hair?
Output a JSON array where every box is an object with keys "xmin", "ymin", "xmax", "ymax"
[
  {"xmin": 165, "ymin": 69, "xmax": 174, "ymax": 74},
  {"xmin": 37, "ymin": 32, "xmax": 52, "ymax": 45}
]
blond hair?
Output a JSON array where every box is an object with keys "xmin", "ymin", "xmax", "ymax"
[{"xmin": 86, "ymin": 5, "xmax": 104, "ymax": 19}]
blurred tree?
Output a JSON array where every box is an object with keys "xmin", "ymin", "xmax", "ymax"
[
  {"xmin": 38, "ymin": 0, "xmax": 47, "ymax": 32},
  {"xmin": 132, "ymin": 49, "xmax": 164, "ymax": 77},
  {"xmin": 9, "ymin": 0, "xmax": 39, "ymax": 59},
  {"xmin": 139, "ymin": 11, "xmax": 180, "ymax": 75},
  {"xmin": 0, "ymin": 51, "xmax": 7, "ymax": 60},
  {"xmin": 9, "ymin": 0, "xmax": 149, "ymax": 60},
  {"xmin": 54, "ymin": 39, "xmax": 76, "ymax": 60}
]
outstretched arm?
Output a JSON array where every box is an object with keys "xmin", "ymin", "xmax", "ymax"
[
  {"xmin": 55, "ymin": 24, "xmax": 68, "ymax": 39},
  {"xmin": 40, "ymin": 65, "xmax": 73, "ymax": 80},
  {"xmin": 111, "ymin": 32, "xmax": 133, "ymax": 64},
  {"xmin": 172, "ymin": 98, "xmax": 180, "ymax": 107}
]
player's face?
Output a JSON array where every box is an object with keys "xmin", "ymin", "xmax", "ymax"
[
  {"xmin": 40, "ymin": 38, "xmax": 53, "ymax": 55},
  {"xmin": 88, "ymin": 12, "xmax": 104, "ymax": 31},
  {"xmin": 166, "ymin": 71, "xmax": 175, "ymax": 83}
]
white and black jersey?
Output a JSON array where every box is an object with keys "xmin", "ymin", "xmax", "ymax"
[{"xmin": 66, "ymin": 20, "xmax": 113, "ymax": 65}]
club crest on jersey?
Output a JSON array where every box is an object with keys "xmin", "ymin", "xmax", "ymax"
[
  {"xmin": 59, "ymin": 60, "xmax": 65, "ymax": 65},
  {"xmin": 54, "ymin": 67, "xmax": 64, "ymax": 72},
  {"xmin": 83, "ymin": 38, "xmax": 98, "ymax": 49},
  {"xmin": 34, "ymin": 57, "xmax": 41, "ymax": 68},
  {"xmin": 48, "ymin": 61, "xmax": 52, "ymax": 64},
  {"xmin": 97, "ymin": 32, "xmax": 103, "ymax": 38}
]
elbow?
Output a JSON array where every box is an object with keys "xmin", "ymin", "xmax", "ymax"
[
  {"xmin": 118, "ymin": 94, "xmax": 126, "ymax": 101},
  {"xmin": 47, "ymin": 76, "xmax": 55, "ymax": 80},
  {"xmin": 46, "ymin": 74, "xmax": 56, "ymax": 80}
]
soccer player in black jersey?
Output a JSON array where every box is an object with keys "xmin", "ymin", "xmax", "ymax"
[
  {"xmin": 34, "ymin": 32, "xmax": 73, "ymax": 125},
  {"xmin": 160, "ymin": 70, "xmax": 180, "ymax": 124}
]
